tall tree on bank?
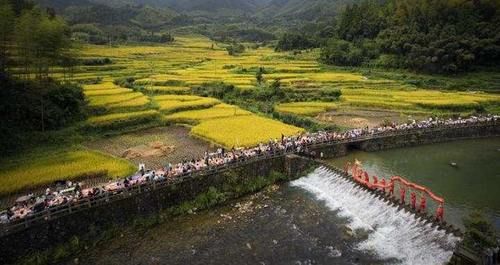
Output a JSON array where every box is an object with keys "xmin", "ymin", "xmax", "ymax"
[
  {"xmin": 0, "ymin": 0, "xmax": 15, "ymax": 73},
  {"xmin": 15, "ymin": 8, "xmax": 72, "ymax": 81}
]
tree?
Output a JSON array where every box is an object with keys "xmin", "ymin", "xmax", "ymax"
[
  {"xmin": 15, "ymin": 8, "xmax": 72, "ymax": 80},
  {"xmin": 337, "ymin": 1, "xmax": 386, "ymax": 41},
  {"xmin": 0, "ymin": 0, "xmax": 14, "ymax": 72},
  {"xmin": 256, "ymin": 67, "xmax": 264, "ymax": 85},
  {"xmin": 320, "ymin": 0, "xmax": 500, "ymax": 73},
  {"xmin": 270, "ymin": 79, "xmax": 284, "ymax": 98},
  {"xmin": 463, "ymin": 211, "xmax": 497, "ymax": 251},
  {"xmin": 275, "ymin": 33, "xmax": 316, "ymax": 51},
  {"xmin": 226, "ymin": 43, "xmax": 245, "ymax": 56},
  {"xmin": 320, "ymin": 39, "xmax": 364, "ymax": 66}
]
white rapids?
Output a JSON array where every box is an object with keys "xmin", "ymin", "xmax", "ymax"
[{"xmin": 291, "ymin": 166, "xmax": 460, "ymax": 265}]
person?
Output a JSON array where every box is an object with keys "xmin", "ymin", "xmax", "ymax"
[
  {"xmin": 493, "ymin": 243, "xmax": 499, "ymax": 265},
  {"xmin": 485, "ymin": 248, "xmax": 493, "ymax": 265},
  {"xmin": 139, "ymin": 163, "xmax": 145, "ymax": 176},
  {"xmin": 497, "ymin": 239, "xmax": 500, "ymax": 264},
  {"xmin": 0, "ymin": 211, "xmax": 8, "ymax": 224}
]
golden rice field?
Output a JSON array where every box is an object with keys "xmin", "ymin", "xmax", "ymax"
[
  {"xmin": 87, "ymin": 110, "xmax": 161, "ymax": 129},
  {"xmin": 275, "ymin": 102, "xmax": 338, "ymax": 116},
  {"xmin": 340, "ymin": 88, "xmax": 500, "ymax": 112},
  {"xmin": 143, "ymin": 86, "xmax": 191, "ymax": 94},
  {"xmin": 0, "ymin": 149, "xmax": 136, "ymax": 196},
  {"xmin": 154, "ymin": 95, "xmax": 209, "ymax": 101},
  {"xmin": 68, "ymin": 35, "xmax": 367, "ymax": 90},
  {"xmin": 165, "ymin": 103, "xmax": 252, "ymax": 124},
  {"xmin": 158, "ymin": 99, "xmax": 301, "ymax": 147},
  {"xmin": 84, "ymin": 82, "xmax": 151, "ymax": 111},
  {"xmin": 191, "ymin": 115, "xmax": 304, "ymax": 147},
  {"xmin": 5, "ymin": 35, "xmax": 500, "ymax": 195},
  {"xmin": 154, "ymin": 95, "xmax": 220, "ymax": 113},
  {"xmin": 70, "ymin": 35, "xmax": 500, "ymax": 117}
]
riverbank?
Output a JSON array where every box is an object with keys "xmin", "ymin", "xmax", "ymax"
[
  {"xmin": 328, "ymin": 137, "xmax": 500, "ymax": 231},
  {"xmin": 9, "ymin": 160, "xmax": 314, "ymax": 265},
  {"xmin": 63, "ymin": 182, "xmax": 383, "ymax": 265}
]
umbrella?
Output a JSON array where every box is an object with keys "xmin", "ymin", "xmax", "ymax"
[{"xmin": 15, "ymin": 195, "xmax": 32, "ymax": 204}]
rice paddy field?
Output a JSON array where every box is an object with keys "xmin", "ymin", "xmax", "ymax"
[
  {"xmin": 191, "ymin": 115, "xmax": 304, "ymax": 147},
  {"xmin": 275, "ymin": 102, "xmax": 338, "ymax": 116},
  {"xmin": 0, "ymin": 148, "xmax": 136, "ymax": 196},
  {"xmin": 2, "ymin": 35, "xmax": 500, "ymax": 195},
  {"xmin": 67, "ymin": 35, "xmax": 499, "ymax": 117}
]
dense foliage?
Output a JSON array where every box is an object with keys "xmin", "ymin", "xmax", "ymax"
[
  {"xmin": 1, "ymin": 0, "xmax": 73, "ymax": 78},
  {"xmin": 0, "ymin": 74, "xmax": 86, "ymax": 151},
  {"xmin": 0, "ymin": 0, "xmax": 86, "ymax": 152},
  {"xmin": 462, "ymin": 211, "xmax": 498, "ymax": 251},
  {"xmin": 226, "ymin": 43, "xmax": 246, "ymax": 56},
  {"xmin": 320, "ymin": 0, "xmax": 500, "ymax": 73},
  {"xmin": 275, "ymin": 33, "xmax": 317, "ymax": 51}
]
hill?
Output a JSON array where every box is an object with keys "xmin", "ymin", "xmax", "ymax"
[{"xmin": 259, "ymin": 0, "xmax": 355, "ymax": 22}]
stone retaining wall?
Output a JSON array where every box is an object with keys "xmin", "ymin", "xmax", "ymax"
[{"xmin": 0, "ymin": 155, "xmax": 313, "ymax": 264}]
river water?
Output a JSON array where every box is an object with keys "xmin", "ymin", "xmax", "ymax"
[
  {"xmin": 73, "ymin": 138, "xmax": 499, "ymax": 265},
  {"xmin": 328, "ymin": 137, "xmax": 500, "ymax": 231}
]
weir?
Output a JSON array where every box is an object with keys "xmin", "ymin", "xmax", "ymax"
[{"xmin": 291, "ymin": 166, "xmax": 460, "ymax": 265}]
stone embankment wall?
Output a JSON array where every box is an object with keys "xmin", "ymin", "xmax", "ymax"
[{"xmin": 0, "ymin": 155, "xmax": 314, "ymax": 264}]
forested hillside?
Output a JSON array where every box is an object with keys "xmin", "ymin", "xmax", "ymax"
[
  {"xmin": 26, "ymin": 0, "xmax": 500, "ymax": 73},
  {"xmin": 34, "ymin": 0, "xmax": 355, "ymax": 41},
  {"xmin": 318, "ymin": 0, "xmax": 500, "ymax": 73}
]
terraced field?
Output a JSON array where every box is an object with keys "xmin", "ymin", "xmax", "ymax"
[
  {"xmin": 64, "ymin": 36, "xmax": 364, "ymax": 91},
  {"xmin": 6, "ymin": 35, "xmax": 497, "ymax": 195},
  {"xmin": 74, "ymin": 35, "xmax": 500, "ymax": 141},
  {"xmin": 160, "ymin": 101, "xmax": 302, "ymax": 147},
  {"xmin": 275, "ymin": 102, "xmax": 338, "ymax": 116},
  {"xmin": 68, "ymin": 35, "xmax": 500, "ymax": 120},
  {"xmin": 191, "ymin": 115, "xmax": 304, "ymax": 147}
]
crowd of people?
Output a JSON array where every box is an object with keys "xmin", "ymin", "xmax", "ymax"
[
  {"xmin": 0, "ymin": 114, "xmax": 498, "ymax": 225},
  {"xmin": 484, "ymin": 243, "xmax": 500, "ymax": 265}
]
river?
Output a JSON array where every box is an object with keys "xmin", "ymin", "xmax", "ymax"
[
  {"xmin": 328, "ymin": 137, "xmax": 500, "ymax": 230},
  {"xmin": 73, "ymin": 138, "xmax": 499, "ymax": 265}
]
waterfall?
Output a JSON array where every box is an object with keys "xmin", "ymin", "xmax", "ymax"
[{"xmin": 291, "ymin": 167, "xmax": 460, "ymax": 265}]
